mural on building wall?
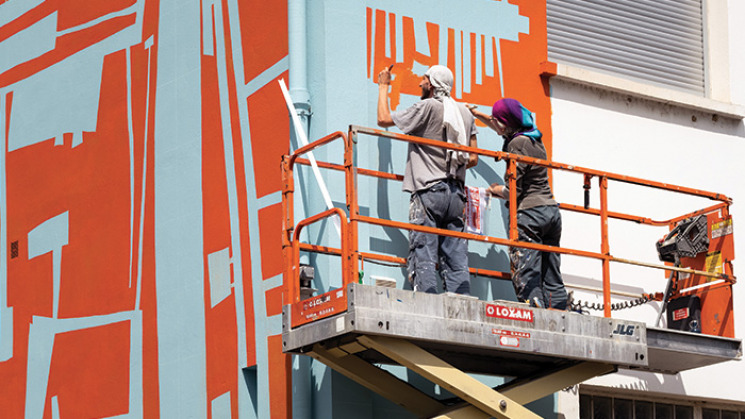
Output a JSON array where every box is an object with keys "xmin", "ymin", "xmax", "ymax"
[
  {"xmin": 366, "ymin": 0, "xmax": 552, "ymax": 152},
  {"xmin": 0, "ymin": 0, "xmax": 291, "ymax": 417},
  {"xmin": 0, "ymin": 0, "xmax": 549, "ymax": 417}
]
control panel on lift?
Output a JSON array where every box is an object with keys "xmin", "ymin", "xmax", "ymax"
[{"xmin": 657, "ymin": 210, "xmax": 735, "ymax": 337}]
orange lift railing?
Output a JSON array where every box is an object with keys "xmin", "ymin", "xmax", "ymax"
[{"xmin": 281, "ymin": 125, "xmax": 736, "ymax": 336}]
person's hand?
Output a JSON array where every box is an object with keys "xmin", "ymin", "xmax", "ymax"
[
  {"xmin": 468, "ymin": 104, "xmax": 487, "ymax": 119},
  {"xmin": 378, "ymin": 65, "xmax": 393, "ymax": 85},
  {"xmin": 488, "ymin": 182, "xmax": 505, "ymax": 199}
]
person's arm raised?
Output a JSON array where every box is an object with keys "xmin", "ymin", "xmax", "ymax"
[
  {"xmin": 467, "ymin": 104, "xmax": 499, "ymax": 133},
  {"xmin": 467, "ymin": 134, "xmax": 478, "ymax": 168},
  {"xmin": 377, "ymin": 65, "xmax": 395, "ymax": 127}
]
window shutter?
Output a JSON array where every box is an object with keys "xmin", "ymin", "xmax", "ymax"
[{"xmin": 547, "ymin": 0, "xmax": 705, "ymax": 95}]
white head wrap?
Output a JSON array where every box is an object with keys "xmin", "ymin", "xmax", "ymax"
[
  {"xmin": 424, "ymin": 65, "xmax": 469, "ymax": 166},
  {"xmin": 424, "ymin": 65, "xmax": 453, "ymax": 99}
]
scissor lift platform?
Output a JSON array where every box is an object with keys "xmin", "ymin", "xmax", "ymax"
[
  {"xmin": 280, "ymin": 126, "xmax": 741, "ymax": 417},
  {"xmin": 283, "ymin": 283, "xmax": 742, "ymax": 418}
]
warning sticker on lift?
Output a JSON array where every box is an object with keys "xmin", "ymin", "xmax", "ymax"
[
  {"xmin": 485, "ymin": 304, "xmax": 534, "ymax": 322},
  {"xmin": 704, "ymin": 251, "xmax": 723, "ymax": 274},
  {"xmin": 292, "ymin": 288, "xmax": 347, "ymax": 327},
  {"xmin": 492, "ymin": 328, "xmax": 531, "ymax": 339},
  {"xmin": 499, "ymin": 336, "xmax": 520, "ymax": 347},
  {"xmin": 711, "ymin": 219, "xmax": 733, "ymax": 239},
  {"xmin": 673, "ymin": 307, "xmax": 690, "ymax": 321}
]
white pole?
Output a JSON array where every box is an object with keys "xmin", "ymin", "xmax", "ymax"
[{"xmin": 278, "ymin": 78, "xmax": 341, "ymax": 237}]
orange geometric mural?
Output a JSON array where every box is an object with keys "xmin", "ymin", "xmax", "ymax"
[
  {"xmin": 0, "ymin": 0, "xmax": 552, "ymax": 417},
  {"xmin": 366, "ymin": 0, "xmax": 552, "ymax": 153},
  {"xmin": 0, "ymin": 0, "xmax": 291, "ymax": 416}
]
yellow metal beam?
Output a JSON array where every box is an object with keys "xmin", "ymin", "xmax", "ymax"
[
  {"xmin": 500, "ymin": 362, "xmax": 615, "ymax": 404},
  {"xmin": 309, "ymin": 344, "xmax": 445, "ymax": 417},
  {"xmin": 357, "ymin": 335, "xmax": 540, "ymax": 419},
  {"xmin": 435, "ymin": 362, "xmax": 616, "ymax": 418}
]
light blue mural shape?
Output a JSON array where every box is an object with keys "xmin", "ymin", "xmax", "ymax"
[{"xmin": 6, "ymin": 1, "xmax": 145, "ymax": 151}]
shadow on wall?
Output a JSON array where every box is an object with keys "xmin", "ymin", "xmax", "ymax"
[
  {"xmin": 610, "ymin": 370, "xmax": 686, "ymax": 395},
  {"xmin": 362, "ymin": 132, "xmax": 517, "ymax": 300}
]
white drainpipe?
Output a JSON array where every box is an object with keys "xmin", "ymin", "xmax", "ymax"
[{"xmin": 288, "ymin": 1, "xmax": 313, "ymax": 417}]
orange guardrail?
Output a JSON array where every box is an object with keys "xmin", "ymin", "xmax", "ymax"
[{"xmin": 281, "ymin": 125, "xmax": 735, "ymax": 327}]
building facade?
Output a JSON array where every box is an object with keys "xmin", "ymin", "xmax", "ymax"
[{"xmin": 0, "ymin": 0, "xmax": 742, "ymax": 417}]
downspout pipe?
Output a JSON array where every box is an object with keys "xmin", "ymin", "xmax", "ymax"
[
  {"xmin": 288, "ymin": 1, "xmax": 313, "ymax": 418},
  {"xmin": 288, "ymin": 0, "xmax": 312, "ymax": 264},
  {"xmin": 289, "ymin": 0, "xmax": 311, "ymax": 125}
]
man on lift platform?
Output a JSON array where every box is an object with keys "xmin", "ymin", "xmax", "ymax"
[{"xmin": 377, "ymin": 64, "xmax": 478, "ymax": 295}]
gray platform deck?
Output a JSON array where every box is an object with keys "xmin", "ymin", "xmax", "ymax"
[{"xmin": 283, "ymin": 284, "xmax": 741, "ymax": 377}]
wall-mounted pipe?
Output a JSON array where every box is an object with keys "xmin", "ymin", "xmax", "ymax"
[
  {"xmin": 288, "ymin": 1, "xmax": 313, "ymax": 417},
  {"xmin": 289, "ymin": 0, "xmax": 311, "ymax": 123}
]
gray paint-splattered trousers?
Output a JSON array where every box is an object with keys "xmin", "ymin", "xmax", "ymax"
[
  {"xmin": 408, "ymin": 180, "xmax": 470, "ymax": 295},
  {"xmin": 510, "ymin": 204, "xmax": 566, "ymax": 309}
]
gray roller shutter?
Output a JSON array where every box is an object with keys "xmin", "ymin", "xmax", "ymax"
[{"xmin": 547, "ymin": 0, "xmax": 705, "ymax": 95}]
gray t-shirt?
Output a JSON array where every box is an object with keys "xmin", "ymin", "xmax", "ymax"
[
  {"xmin": 391, "ymin": 98, "xmax": 478, "ymax": 193},
  {"xmin": 503, "ymin": 135, "xmax": 557, "ymax": 210}
]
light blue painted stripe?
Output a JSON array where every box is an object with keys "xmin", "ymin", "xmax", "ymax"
[
  {"xmin": 262, "ymin": 274, "xmax": 283, "ymax": 292},
  {"xmin": 210, "ymin": 8, "xmax": 251, "ymax": 419},
  {"xmin": 395, "ymin": 13, "xmax": 404, "ymax": 63},
  {"xmin": 56, "ymin": 2, "xmax": 142, "ymax": 36},
  {"xmin": 126, "ymin": 48, "xmax": 136, "ymax": 291},
  {"xmin": 211, "ymin": 392, "xmax": 232, "ymax": 419},
  {"xmin": 257, "ymin": 191, "xmax": 282, "ymax": 210},
  {"xmin": 239, "ymin": 76, "xmax": 272, "ymax": 419},
  {"xmin": 368, "ymin": 11, "xmax": 375, "ymax": 78},
  {"xmin": 51, "ymin": 396, "xmax": 59, "ymax": 419},
  {"xmin": 463, "ymin": 32, "xmax": 471, "ymax": 94},
  {"xmin": 243, "ymin": 56, "xmax": 289, "ymax": 98},
  {"xmin": 485, "ymin": 34, "xmax": 494, "ymax": 78},
  {"xmin": 202, "ymin": 1, "xmax": 214, "ymax": 57},
  {"xmin": 0, "ymin": 12, "xmax": 56, "ymax": 74},
  {"xmin": 153, "ymin": 0, "xmax": 208, "ymax": 415},
  {"xmin": 224, "ymin": 0, "xmax": 280, "ymax": 417},
  {"xmin": 0, "ymin": 0, "xmax": 44, "ymax": 27},
  {"xmin": 27, "ymin": 212, "xmax": 68, "ymax": 319},
  {"xmin": 384, "ymin": 12, "xmax": 391, "ymax": 59},
  {"xmin": 0, "ymin": 90, "xmax": 10, "ymax": 362},
  {"xmin": 127, "ymin": 311, "xmax": 144, "ymax": 418},
  {"xmin": 265, "ymin": 313, "xmax": 282, "ymax": 337},
  {"xmin": 454, "ymin": 29, "xmax": 462, "ymax": 98},
  {"xmin": 135, "ymin": 39, "xmax": 154, "ymax": 311},
  {"xmin": 475, "ymin": 34, "xmax": 482, "ymax": 85}
]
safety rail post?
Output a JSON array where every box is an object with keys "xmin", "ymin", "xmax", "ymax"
[
  {"xmin": 507, "ymin": 158, "xmax": 518, "ymax": 241},
  {"xmin": 599, "ymin": 176, "xmax": 612, "ymax": 317},
  {"xmin": 583, "ymin": 174, "xmax": 593, "ymax": 209},
  {"xmin": 281, "ymin": 155, "xmax": 295, "ymax": 305},
  {"xmin": 291, "ymin": 208, "xmax": 350, "ymax": 304},
  {"xmin": 346, "ymin": 127, "xmax": 360, "ymax": 284}
]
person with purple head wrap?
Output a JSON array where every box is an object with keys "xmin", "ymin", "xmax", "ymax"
[
  {"xmin": 377, "ymin": 64, "xmax": 479, "ymax": 295},
  {"xmin": 469, "ymin": 98, "xmax": 567, "ymax": 309}
]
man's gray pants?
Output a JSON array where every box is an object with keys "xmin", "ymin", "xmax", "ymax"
[{"xmin": 408, "ymin": 180, "xmax": 470, "ymax": 295}]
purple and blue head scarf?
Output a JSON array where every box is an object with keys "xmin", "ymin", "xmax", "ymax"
[{"xmin": 491, "ymin": 98, "xmax": 542, "ymax": 142}]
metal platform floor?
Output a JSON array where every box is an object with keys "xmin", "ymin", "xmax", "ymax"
[{"xmin": 282, "ymin": 284, "xmax": 742, "ymax": 418}]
